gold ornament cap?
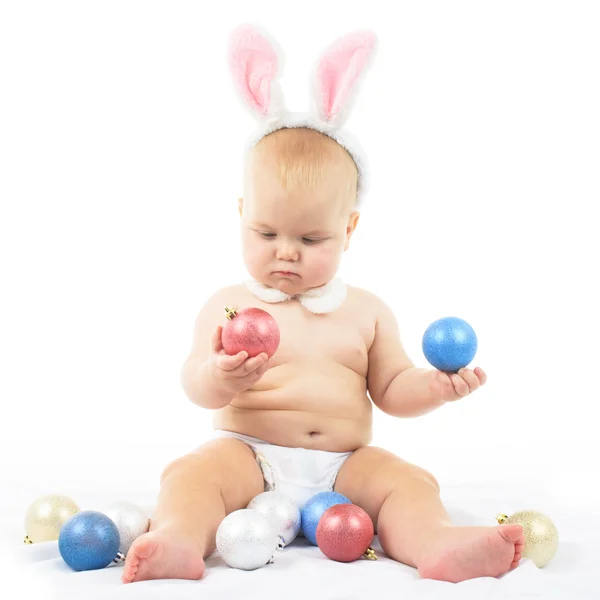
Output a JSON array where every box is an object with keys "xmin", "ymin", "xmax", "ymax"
[{"xmin": 224, "ymin": 306, "xmax": 237, "ymax": 321}]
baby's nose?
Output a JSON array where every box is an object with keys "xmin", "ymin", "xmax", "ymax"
[{"xmin": 276, "ymin": 241, "xmax": 299, "ymax": 261}]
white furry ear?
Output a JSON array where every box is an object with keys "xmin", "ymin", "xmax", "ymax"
[
  {"xmin": 310, "ymin": 30, "xmax": 378, "ymax": 129},
  {"xmin": 228, "ymin": 23, "xmax": 288, "ymax": 123}
]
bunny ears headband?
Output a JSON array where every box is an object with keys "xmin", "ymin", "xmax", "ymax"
[{"xmin": 228, "ymin": 24, "xmax": 378, "ymax": 205}]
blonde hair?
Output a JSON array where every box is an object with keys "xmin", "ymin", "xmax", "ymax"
[{"xmin": 245, "ymin": 127, "xmax": 358, "ymax": 210}]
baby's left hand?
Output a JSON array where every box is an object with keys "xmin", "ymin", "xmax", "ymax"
[{"xmin": 429, "ymin": 367, "xmax": 487, "ymax": 402}]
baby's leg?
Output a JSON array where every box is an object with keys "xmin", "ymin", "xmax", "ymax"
[
  {"xmin": 122, "ymin": 437, "xmax": 263, "ymax": 583},
  {"xmin": 334, "ymin": 447, "xmax": 524, "ymax": 583}
]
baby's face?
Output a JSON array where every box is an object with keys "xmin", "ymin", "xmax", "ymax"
[{"xmin": 239, "ymin": 158, "xmax": 359, "ymax": 295}]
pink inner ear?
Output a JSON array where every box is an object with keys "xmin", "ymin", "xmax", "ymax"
[
  {"xmin": 229, "ymin": 25, "xmax": 279, "ymax": 117},
  {"xmin": 317, "ymin": 31, "xmax": 377, "ymax": 122}
]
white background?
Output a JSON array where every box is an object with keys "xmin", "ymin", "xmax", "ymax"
[{"xmin": 1, "ymin": 0, "xmax": 599, "ymax": 565}]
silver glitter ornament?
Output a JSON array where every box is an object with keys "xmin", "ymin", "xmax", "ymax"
[
  {"xmin": 247, "ymin": 491, "xmax": 301, "ymax": 547},
  {"xmin": 216, "ymin": 509, "xmax": 279, "ymax": 570},
  {"xmin": 103, "ymin": 501, "xmax": 150, "ymax": 556}
]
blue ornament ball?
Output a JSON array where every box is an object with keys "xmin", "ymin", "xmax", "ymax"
[
  {"xmin": 301, "ymin": 492, "xmax": 352, "ymax": 546},
  {"xmin": 58, "ymin": 510, "xmax": 120, "ymax": 571},
  {"xmin": 422, "ymin": 316, "xmax": 478, "ymax": 372}
]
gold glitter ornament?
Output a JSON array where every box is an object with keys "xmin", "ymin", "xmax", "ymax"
[
  {"xmin": 497, "ymin": 511, "xmax": 559, "ymax": 567},
  {"xmin": 24, "ymin": 495, "xmax": 80, "ymax": 543}
]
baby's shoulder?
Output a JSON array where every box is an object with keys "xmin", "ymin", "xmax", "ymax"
[{"xmin": 345, "ymin": 284, "xmax": 390, "ymax": 317}]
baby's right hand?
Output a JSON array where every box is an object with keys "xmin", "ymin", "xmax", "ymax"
[{"xmin": 207, "ymin": 325, "xmax": 271, "ymax": 396}]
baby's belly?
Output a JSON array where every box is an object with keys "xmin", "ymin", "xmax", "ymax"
[{"xmin": 212, "ymin": 360, "xmax": 373, "ymax": 452}]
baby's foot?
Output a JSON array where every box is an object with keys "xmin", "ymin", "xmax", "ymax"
[
  {"xmin": 417, "ymin": 524, "xmax": 524, "ymax": 583},
  {"xmin": 121, "ymin": 530, "xmax": 205, "ymax": 583}
]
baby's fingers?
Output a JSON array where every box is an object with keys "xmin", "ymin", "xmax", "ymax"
[
  {"xmin": 450, "ymin": 373, "xmax": 470, "ymax": 397},
  {"xmin": 240, "ymin": 353, "xmax": 269, "ymax": 375},
  {"xmin": 474, "ymin": 367, "xmax": 487, "ymax": 385},
  {"xmin": 457, "ymin": 368, "xmax": 480, "ymax": 392},
  {"xmin": 241, "ymin": 358, "xmax": 271, "ymax": 386},
  {"xmin": 254, "ymin": 361, "xmax": 270, "ymax": 379},
  {"xmin": 218, "ymin": 350, "xmax": 248, "ymax": 371}
]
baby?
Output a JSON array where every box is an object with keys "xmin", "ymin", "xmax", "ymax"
[{"xmin": 122, "ymin": 26, "xmax": 524, "ymax": 584}]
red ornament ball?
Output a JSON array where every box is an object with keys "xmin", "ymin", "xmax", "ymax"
[
  {"xmin": 221, "ymin": 306, "xmax": 280, "ymax": 358},
  {"xmin": 316, "ymin": 504, "xmax": 374, "ymax": 562}
]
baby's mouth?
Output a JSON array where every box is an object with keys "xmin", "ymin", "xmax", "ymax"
[{"xmin": 273, "ymin": 271, "xmax": 298, "ymax": 277}]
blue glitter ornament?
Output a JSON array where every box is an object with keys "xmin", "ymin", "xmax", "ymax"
[
  {"xmin": 301, "ymin": 492, "xmax": 351, "ymax": 546},
  {"xmin": 58, "ymin": 510, "xmax": 120, "ymax": 571},
  {"xmin": 422, "ymin": 316, "xmax": 478, "ymax": 372}
]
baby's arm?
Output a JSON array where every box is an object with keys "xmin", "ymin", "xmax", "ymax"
[
  {"xmin": 367, "ymin": 296, "xmax": 445, "ymax": 418},
  {"xmin": 180, "ymin": 286, "xmax": 269, "ymax": 409}
]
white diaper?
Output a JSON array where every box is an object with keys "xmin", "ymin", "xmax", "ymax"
[{"xmin": 213, "ymin": 430, "xmax": 352, "ymax": 509}]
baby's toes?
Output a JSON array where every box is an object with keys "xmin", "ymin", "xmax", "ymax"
[{"xmin": 122, "ymin": 561, "xmax": 139, "ymax": 583}]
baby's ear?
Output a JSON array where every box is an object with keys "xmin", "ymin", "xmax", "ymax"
[
  {"xmin": 310, "ymin": 30, "xmax": 378, "ymax": 129},
  {"xmin": 237, "ymin": 197, "xmax": 244, "ymax": 216},
  {"xmin": 228, "ymin": 23, "xmax": 287, "ymax": 123},
  {"xmin": 344, "ymin": 211, "xmax": 360, "ymax": 251}
]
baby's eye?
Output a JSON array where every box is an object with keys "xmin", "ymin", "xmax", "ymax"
[
  {"xmin": 258, "ymin": 232, "xmax": 276, "ymax": 239},
  {"xmin": 302, "ymin": 237, "xmax": 322, "ymax": 244}
]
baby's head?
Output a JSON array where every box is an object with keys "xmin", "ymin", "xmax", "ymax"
[{"xmin": 238, "ymin": 127, "xmax": 360, "ymax": 295}]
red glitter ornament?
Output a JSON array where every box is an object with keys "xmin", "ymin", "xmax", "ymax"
[
  {"xmin": 222, "ymin": 306, "xmax": 280, "ymax": 358},
  {"xmin": 316, "ymin": 504, "xmax": 377, "ymax": 562}
]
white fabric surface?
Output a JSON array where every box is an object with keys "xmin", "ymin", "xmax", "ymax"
[{"xmin": 4, "ymin": 481, "xmax": 599, "ymax": 600}]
